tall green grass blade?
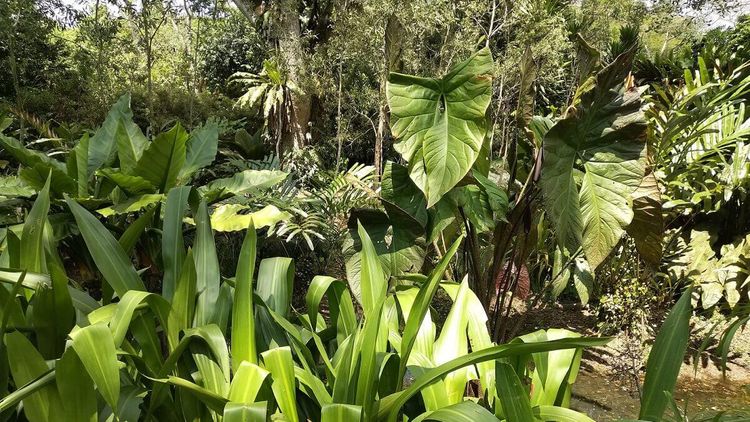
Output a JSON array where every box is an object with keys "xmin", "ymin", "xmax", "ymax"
[{"xmin": 118, "ymin": 205, "xmax": 156, "ymax": 253}]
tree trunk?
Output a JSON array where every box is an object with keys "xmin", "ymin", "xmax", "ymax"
[{"xmin": 276, "ymin": 0, "xmax": 311, "ymax": 155}]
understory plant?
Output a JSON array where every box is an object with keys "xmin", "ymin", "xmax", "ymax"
[{"xmin": 0, "ymin": 174, "xmax": 609, "ymax": 421}]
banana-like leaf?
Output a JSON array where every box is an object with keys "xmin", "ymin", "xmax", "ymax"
[
  {"xmin": 66, "ymin": 198, "xmax": 146, "ymax": 296},
  {"xmin": 232, "ymin": 221, "xmax": 258, "ymax": 369},
  {"xmin": 134, "ymin": 123, "xmax": 188, "ymax": 193},
  {"xmin": 223, "ymin": 402, "xmax": 267, "ymax": 422},
  {"xmin": 541, "ymin": 48, "xmax": 647, "ymax": 270},
  {"xmin": 639, "ymin": 288, "xmax": 693, "ymax": 421},
  {"xmin": 387, "ymin": 48, "xmax": 493, "ymax": 206},
  {"xmin": 20, "ymin": 174, "xmax": 50, "ymax": 273},
  {"xmin": 260, "ymin": 346, "xmax": 299, "ymax": 422},
  {"xmin": 180, "ymin": 120, "xmax": 219, "ymax": 181},
  {"xmin": 193, "ymin": 199, "xmax": 221, "ymax": 326},
  {"xmin": 57, "ymin": 347, "xmax": 97, "ymax": 422},
  {"xmin": 89, "ymin": 93, "xmax": 146, "ymax": 176},
  {"xmin": 71, "ymin": 323, "xmax": 121, "ymax": 411},
  {"xmin": 321, "ymin": 404, "xmax": 363, "ymax": 421}
]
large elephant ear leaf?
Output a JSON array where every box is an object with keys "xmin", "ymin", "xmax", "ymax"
[
  {"xmin": 541, "ymin": 47, "xmax": 647, "ymax": 270},
  {"xmin": 387, "ymin": 48, "xmax": 493, "ymax": 207}
]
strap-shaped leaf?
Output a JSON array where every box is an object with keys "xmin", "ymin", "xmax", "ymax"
[
  {"xmin": 387, "ymin": 48, "xmax": 493, "ymax": 206},
  {"xmin": 232, "ymin": 221, "xmax": 258, "ymax": 369},
  {"xmin": 541, "ymin": 48, "xmax": 647, "ymax": 269},
  {"xmin": 71, "ymin": 323, "xmax": 121, "ymax": 411}
]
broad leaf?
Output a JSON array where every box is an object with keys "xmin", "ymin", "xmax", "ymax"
[
  {"xmin": 541, "ymin": 48, "xmax": 647, "ymax": 269},
  {"xmin": 387, "ymin": 48, "xmax": 494, "ymax": 206},
  {"xmin": 134, "ymin": 123, "xmax": 188, "ymax": 193},
  {"xmin": 180, "ymin": 120, "xmax": 219, "ymax": 181},
  {"xmin": 88, "ymin": 93, "xmax": 147, "ymax": 176}
]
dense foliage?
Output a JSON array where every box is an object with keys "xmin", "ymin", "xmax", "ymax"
[{"xmin": 1, "ymin": 0, "xmax": 749, "ymax": 421}]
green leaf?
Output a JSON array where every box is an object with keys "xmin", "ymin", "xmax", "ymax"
[
  {"xmin": 232, "ymin": 221, "xmax": 258, "ymax": 369},
  {"xmin": 89, "ymin": 93, "xmax": 147, "ymax": 176},
  {"xmin": 97, "ymin": 193, "xmax": 163, "ymax": 217},
  {"xmin": 260, "ymin": 346, "xmax": 299, "ymax": 422},
  {"xmin": 381, "ymin": 337, "xmax": 610, "ymax": 422},
  {"xmin": 208, "ymin": 204, "xmax": 290, "ymax": 232},
  {"xmin": 0, "ymin": 134, "xmax": 67, "ymax": 173},
  {"xmin": 193, "ymin": 199, "xmax": 221, "ymax": 326},
  {"xmin": 541, "ymin": 49, "xmax": 647, "ymax": 269},
  {"xmin": 199, "ymin": 169, "xmax": 288, "ymax": 203},
  {"xmin": 533, "ymin": 405, "xmax": 596, "ymax": 422},
  {"xmin": 413, "ymin": 401, "xmax": 498, "ymax": 422},
  {"xmin": 168, "ymin": 249, "xmax": 197, "ymax": 346},
  {"xmin": 66, "ymin": 197, "xmax": 146, "ymax": 296},
  {"xmin": 98, "ymin": 168, "xmax": 157, "ymax": 194},
  {"xmin": 71, "ymin": 134, "xmax": 90, "ymax": 196},
  {"xmin": 626, "ymin": 172, "xmax": 663, "ymax": 266},
  {"xmin": 495, "ymin": 362, "xmax": 534, "ymax": 422},
  {"xmin": 357, "ymin": 222, "xmax": 387, "ymax": 316},
  {"xmin": 255, "ymin": 257, "xmax": 294, "ymax": 349},
  {"xmin": 180, "ymin": 120, "xmax": 219, "ymax": 181},
  {"xmin": 118, "ymin": 206, "xmax": 157, "ymax": 253},
  {"xmin": 161, "ymin": 186, "xmax": 191, "ymax": 301},
  {"xmin": 399, "ymin": 237, "xmax": 462, "ymax": 382},
  {"xmin": 3, "ymin": 332, "xmax": 56, "ymax": 422},
  {"xmin": 71, "ymin": 323, "xmax": 121, "ymax": 411},
  {"xmin": 321, "ymin": 404, "xmax": 363, "ymax": 422},
  {"xmin": 115, "ymin": 116, "xmax": 149, "ymax": 174},
  {"xmin": 381, "ymin": 161, "xmax": 428, "ymax": 227},
  {"xmin": 229, "ymin": 362, "xmax": 271, "ymax": 404},
  {"xmin": 57, "ymin": 347, "xmax": 97, "ymax": 422},
  {"xmin": 20, "ymin": 174, "xmax": 51, "ymax": 272},
  {"xmin": 134, "ymin": 123, "xmax": 188, "ymax": 192},
  {"xmin": 387, "ymin": 48, "xmax": 494, "ymax": 206},
  {"xmin": 223, "ymin": 402, "xmax": 268, "ymax": 422},
  {"xmin": 639, "ymin": 288, "xmax": 693, "ymax": 421}
]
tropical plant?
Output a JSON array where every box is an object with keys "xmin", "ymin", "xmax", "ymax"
[{"xmin": 0, "ymin": 175, "xmax": 609, "ymax": 421}]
